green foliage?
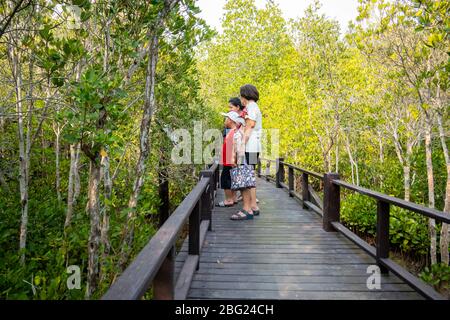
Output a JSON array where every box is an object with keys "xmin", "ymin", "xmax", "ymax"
[
  {"xmin": 0, "ymin": 182, "xmax": 86, "ymax": 299},
  {"xmin": 420, "ymin": 263, "xmax": 450, "ymax": 293},
  {"xmin": 341, "ymin": 193, "xmax": 377, "ymax": 236},
  {"xmin": 0, "ymin": 0, "xmax": 215, "ymax": 300},
  {"xmin": 390, "ymin": 207, "xmax": 430, "ymax": 255},
  {"xmin": 341, "ymin": 193, "xmax": 430, "ymax": 255},
  {"xmin": 411, "ymin": 0, "xmax": 449, "ymax": 49},
  {"xmin": 64, "ymin": 66, "xmax": 128, "ymax": 148}
]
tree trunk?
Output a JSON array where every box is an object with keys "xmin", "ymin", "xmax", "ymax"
[
  {"xmin": 116, "ymin": 0, "xmax": 180, "ymax": 270},
  {"xmin": 86, "ymin": 160, "xmax": 101, "ymax": 298},
  {"xmin": 327, "ymin": 147, "xmax": 331, "ymax": 172},
  {"xmin": 0, "ymin": 104, "xmax": 9, "ymax": 190},
  {"xmin": 119, "ymin": 32, "xmax": 159, "ymax": 268},
  {"xmin": 65, "ymin": 143, "xmax": 80, "ymax": 229},
  {"xmin": 437, "ymin": 113, "xmax": 449, "ymax": 265},
  {"xmin": 100, "ymin": 147, "xmax": 112, "ymax": 280},
  {"xmin": 403, "ymin": 165, "xmax": 411, "ymax": 202},
  {"xmin": 424, "ymin": 123, "xmax": 437, "ymax": 264},
  {"xmin": 335, "ymin": 142, "xmax": 339, "ymax": 173},
  {"xmin": 74, "ymin": 144, "xmax": 81, "ymax": 203},
  {"xmin": 378, "ymin": 132, "xmax": 384, "ymax": 189},
  {"xmin": 0, "ymin": 167, "xmax": 8, "ymax": 191},
  {"xmin": 53, "ymin": 123, "xmax": 62, "ymax": 202},
  {"xmin": 100, "ymin": 2, "xmax": 112, "ymax": 274},
  {"xmin": 9, "ymin": 45, "xmax": 29, "ymax": 265},
  {"xmin": 158, "ymin": 154, "xmax": 169, "ymax": 226},
  {"xmin": 322, "ymin": 149, "xmax": 329, "ymax": 173},
  {"xmin": 344, "ymin": 133, "xmax": 359, "ymax": 186}
]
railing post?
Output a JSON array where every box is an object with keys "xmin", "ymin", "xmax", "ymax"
[
  {"xmin": 158, "ymin": 180, "xmax": 169, "ymax": 227},
  {"xmin": 301, "ymin": 172, "xmax": 309, "ymax": 209},
  {"xmin": 189, "ymin": 201, "xmax": 201, "ymax": 270},
  {"xmin": 200, "ymin": 170, "xmax": 213, "ymax": 231},
  {"xmin": 265, "ymin": 161, "xmax": 270, "ymax": 181},
  {"xmin": 153, "ymin": 246, "xmax": 175, "ymax": 300},
  {"xmin": 257, "ymin": 158, "xmax": 262, "ymax": 177},
  {"xmin": 323, "ymin": 173, "xmax": 340, "ymax": 232},
  {"xmin": 153, "ymin": 174, "xmax": 174, "ymax": 300},
  {"xmin": 276, "ymin": 157, "xmax": 284, "ymax": 188},
  {"xmin": 210, "ymin": 169, "xmax": 216, "ymax": 211},
  {"xmin": 214, "ymin": 164, "xmax": 219, "ymax": 190},
  {"xmin": 288, "ymin": 167, "xmax": 294, "ymax": 197},
  {"xmin": 377, "ymin": 200, "xmax": 390, "ymax": 274}
]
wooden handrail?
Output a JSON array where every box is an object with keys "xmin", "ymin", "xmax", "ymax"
[
  {"xmin": 266, "ymin": 157, "xmax": 448, "ymax": 300},
  {"xmin": 102, "ymin": 161, "xmax": 219, "ymax": 300},
  {"xmin": 259, "ymin": 158, "xmax": 324, "ymax": 179},
  {"xmin": 332, "ymin": 179, "xmax": 450, "ymax": 224},
  {"xmin": 280, "ymin": 161, "xmax": 324, "ymax": 179}
]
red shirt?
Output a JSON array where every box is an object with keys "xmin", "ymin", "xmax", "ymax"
[{"xmin": 221, "ymin": 129, "xmax": 235, "ymax": 167}]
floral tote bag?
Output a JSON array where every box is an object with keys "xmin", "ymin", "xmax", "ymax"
[{"xmin": 230, "ymin": 158, "xmax": 256, "ymax": 190}]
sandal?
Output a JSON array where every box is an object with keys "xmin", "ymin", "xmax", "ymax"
[
  {"xmin": 252, "ymin": 208, "xmax": 260, "ymax": 216},
  {"xmin": 216, "ymin": 201, "xmax": 234, "ymax": 207},
  {"xmin": 230, "ymin": 210, "xmax": 254, "ymax": 220}
]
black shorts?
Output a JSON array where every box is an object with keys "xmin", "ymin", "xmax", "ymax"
[
  {"xmin": 245, "ymin": 152, "xmax": 260, "ymax": 169},
  {"xmin": 220, "ymin": 165, "xmax": 232, "ymax": 190}
]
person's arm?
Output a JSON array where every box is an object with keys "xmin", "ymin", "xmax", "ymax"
[
  {"xmin": 231, "ymin": 138, "xmax": 237, "ymax": 166},
  {"xmin": 235, "ymin": 131, "xmax": 245, "ymax": 165},
  {"xmin": 244, "ymin": 118, "xmax": 255, "ymax": 145},
  {"xmin": 243, "ymin": 104, "xmax": 257, "ymax": 145}
]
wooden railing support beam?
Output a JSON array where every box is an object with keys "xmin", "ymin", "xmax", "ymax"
[
  {"xmin": 377, "ymin": 200, "xmax": 390, "ymax": 274},
  {"xmin": 288, "ymin": 167, "xmax": 294, "ymax": 197},
  {"xmin": 200, "ymin": 170, "xmax": 213, "ymax": 231},
  {"xmin": 153, "ymin": 246, "xmax": 175, "ymax": 300},
  {"xmin": 276, "ymin": 157, "xmax": 284, "ymax": 188},
  {"xmin": 301, "ymin": 172, "xmax": 309, "ymax": 209},
  {"xmin": 323, "ymin": 173, "xmax": 340, "ymax": 232}
]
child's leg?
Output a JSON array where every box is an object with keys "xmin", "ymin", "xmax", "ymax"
[
  {"xmin": 231, "ymin": 190, "xmax": 237, "ymax": 202},
  {"xmin": 219, "ymin": 166, "xmax": 234, "ymax": 205},
  {"xmin": 224, "ymin": 189, "xmax": 234, "ymax": 204}
]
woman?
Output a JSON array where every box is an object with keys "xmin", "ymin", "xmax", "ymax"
[{"xmin": 239, "ymin": 84, "xmax": 262, "ymax": 216}]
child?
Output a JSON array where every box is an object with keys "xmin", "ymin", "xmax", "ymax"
[
  {"xmin": 217, "ymin": 111, "xmax": 246, "ymax": 208},
  {"xmin": 223, "ymin": 97, "xmax": 245, "ymax": 138}
]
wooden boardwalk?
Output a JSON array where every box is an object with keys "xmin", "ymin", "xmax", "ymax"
[{"xmin": 176, "ymin": 177, "xmax": 422, "ymax": 300}]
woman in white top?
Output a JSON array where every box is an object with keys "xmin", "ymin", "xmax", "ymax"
[{"xmin": 231, "ymin": 84, "xmax": 262, "ymax": 219}]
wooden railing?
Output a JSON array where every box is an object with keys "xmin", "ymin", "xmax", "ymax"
[
  {"xmin": 258, "ymin": 157, "xmax": 450, "ymax": 300},
  {"xmin": 102, "ymin": 162, "xmax": 219, "ymax": 300}
]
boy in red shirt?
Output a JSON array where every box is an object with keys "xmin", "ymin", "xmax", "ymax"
[{"xmin": 216, "ymin": 111, "xmax": 245, "ymax": 207}]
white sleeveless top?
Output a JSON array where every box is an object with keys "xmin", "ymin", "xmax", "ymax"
[{"xmin": 245, "ymin": 101, "xmax": 262, "ymax": 152}]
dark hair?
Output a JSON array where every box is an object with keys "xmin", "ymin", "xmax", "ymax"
[
  {"xmin": 228, "ymin": 97, "xmax": 244, "ymax": 110},
  {"xmin": 240, "ymin": 84, "xmax": 259, "ymax": 102}
]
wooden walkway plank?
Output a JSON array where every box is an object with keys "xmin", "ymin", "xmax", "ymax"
[
  {"xmin": 187, "ymin": 289, "xmax": 423, "ymax": 300},
  {"xmin": 175, "ymin": 177, "xmax": 423, "ymax": 300}
]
